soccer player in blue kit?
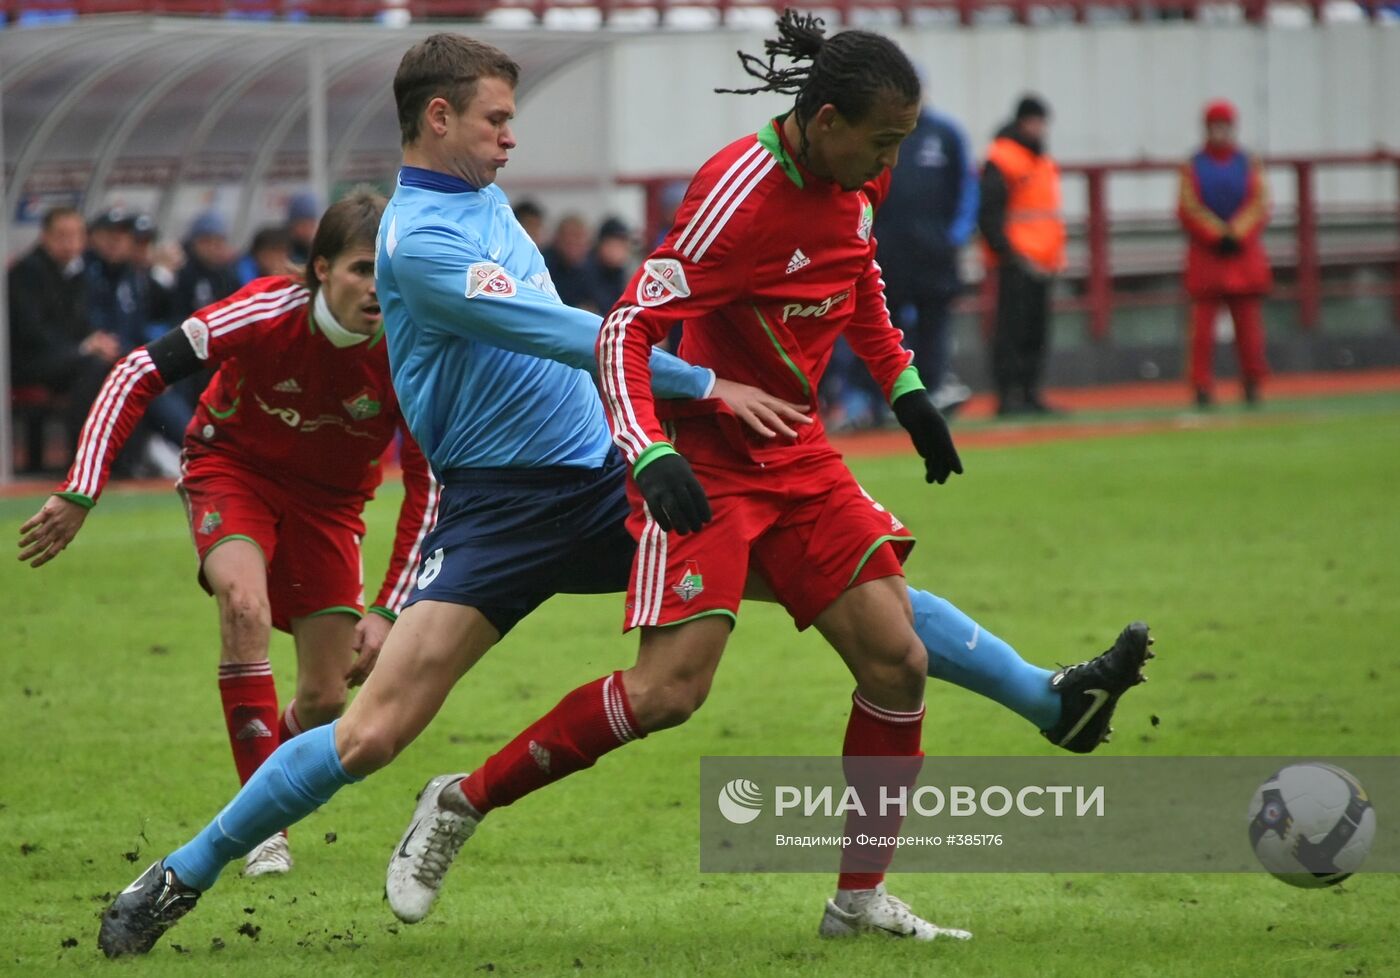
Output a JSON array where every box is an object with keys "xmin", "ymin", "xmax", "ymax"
[{"xmin": 99, "ymin": 33, "xmax": 1151, "ymax": 957}]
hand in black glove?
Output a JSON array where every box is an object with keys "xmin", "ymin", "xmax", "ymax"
[
  {"xmin": 892, "ymin": 390, "xmax": 964, "ymax": 485},
  {"xmin": 1216, "ymin": 233, "xmax": 1242, "ymax": 256},
  {"xmin": 634, "ymin": 451, "xmax": 712, "ymax": 535}
]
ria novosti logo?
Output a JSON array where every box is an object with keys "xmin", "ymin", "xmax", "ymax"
[{"xmin": 717, "ymin": 779, "xmax": 763, "ymax": 824}]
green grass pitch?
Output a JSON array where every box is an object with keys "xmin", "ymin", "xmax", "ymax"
[{"xmin": 3, "ymin": 395, "xmax": 1398, "ymax": 977}]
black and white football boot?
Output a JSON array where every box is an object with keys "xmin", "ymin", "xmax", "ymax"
[
  {"xmin": 98, "ymin": 860, "xmax": 200, "ymax": 958},
  {"xmin": 1042, "ymin": 621, "xmax": 1154, "ymax": 753}
]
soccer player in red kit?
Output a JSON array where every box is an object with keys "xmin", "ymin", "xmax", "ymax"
[
  {"xmin": 597, "ymin": 14, "xmax": 967, "ymax": 939},
  {"xmin": 17, "ymin": 190, "xmax": 435, "ymax": 876}
]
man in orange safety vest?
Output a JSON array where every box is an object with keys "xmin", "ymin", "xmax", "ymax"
[{"xmin": 978, "ymin": 95, "xmax": 1066, "ymax": 417}]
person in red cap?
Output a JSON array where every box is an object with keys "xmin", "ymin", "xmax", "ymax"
[{"xmin": 1177, "ymin": 99, "xmax": 1272, "ymax": 407}]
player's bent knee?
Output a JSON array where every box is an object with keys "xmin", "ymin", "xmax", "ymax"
[{"xmin": 631, "ymin": 678, "xmax": 710, "ymax": 733}]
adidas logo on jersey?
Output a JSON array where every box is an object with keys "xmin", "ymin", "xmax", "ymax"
[
  {"xmin": 786, "ymin": 249, "xmax": 811, "ymax": 275},
  {"xmin": 236, "ymin": 718, "xmax": 273, "ymax": 741},
  {"xmin": 273, "ymin": 378, "xmax": 302, "ymax": 394}
]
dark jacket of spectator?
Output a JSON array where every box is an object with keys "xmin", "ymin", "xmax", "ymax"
[
  {"xmin": 544, "ymin": 214, "xmax": 602, "ymax": 313},
  {"xmin": 172, "ymin": 249, "xmax": 239, "ymax": 331},
  {"xmin": 8, "ymin": 243, "xmax": 91, "ymax": 387},
  {"xmin": 83, "ymin": 249, "xmax": 151, "ymax": 353},
  {"xmin": 588, "ymin": 217, "xmax": 633, "ymax": 313},
  {"xmin": 874, "ymin": 108, "xmax": 978, "ymax": 292}
]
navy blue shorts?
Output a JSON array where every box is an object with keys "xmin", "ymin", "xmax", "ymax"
[{"xmin": 403, "ymin": 451, "xmax": 636, "ymax": 635}]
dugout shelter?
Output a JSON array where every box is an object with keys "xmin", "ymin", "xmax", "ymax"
[{"xmin": 0, "ymin": 17, "xmax": 621, "ymax": 484}]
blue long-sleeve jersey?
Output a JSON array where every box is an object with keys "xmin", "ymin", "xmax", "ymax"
[{"xmin": 377, "ymin": 167, "xmax": 714, "ymax": 472}]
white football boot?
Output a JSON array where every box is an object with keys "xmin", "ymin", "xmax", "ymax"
[
  {"xmin": 243, "ymin": 834, "xmax": 292, "ymax": 877},
  {"xmin": 386, "ymin": 773, "xmax": 478, "ymax": 923},
  {"xmin": 819, "ymin": 883, "xmax": 973, "ymax": 942}
]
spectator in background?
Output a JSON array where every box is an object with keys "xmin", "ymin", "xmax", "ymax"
[
  {"xmin": 84, "ymin": 209, "xmax": 149, "ymax": 353},
  {"xmin": 513, "ymin": 199, "xmax": 546, "ymax": 245},
  {"xmin": 236, "ymin": 226, "xmax": 293, "ymax": 286},
  {"xmin": 173, "ymin": 211, "xmax": 239, "ymax": 323},
  {"xmin": 875, "ymin": 102, "xmax": 978, "ymax": 415},
  {"xmin": 133, "ymin": 214, "xmax": 175, "ymax": 341},
  {"xmin": 1177, "ymin": 99, "xmax": 1272, "ymax": 408},
  {"xmin": 979, "ymin": 95, "xmax": 1066, "ymax": 417},
  {"xmin": 543, "ymin": 213, "xmax": 600, "ymax": 312},
  {"xmin": 589, "ymin": 216, "xmax": 632, "ymax": 312},
  {"xmin": 84, "ymin": 210, "xmax": 187, "ymax": 472},
  {"xmin": 8, "ymin": 206, "xmax": 115, "ymax": 463},
  {"xmin": 130, "ymin": 214, "xmax": 195, "ymax": 460},
  {"xmin": 286, "ymin": 192, "xmax": 320, "ymax": 266},
  {"xmin": 652, "ymin": 180, "xmax": 687, "ymax": 248}
]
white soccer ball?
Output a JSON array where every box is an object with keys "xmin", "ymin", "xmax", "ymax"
[{"xmin": 1247, "ymin": 763, "xmax": 1375, "ymax": 888}]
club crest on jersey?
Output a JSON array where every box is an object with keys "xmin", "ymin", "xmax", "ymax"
[
  {"xmin": 198, "ymin": 510, "xmax": 222, "ymax": 535},
  {"xmin": 672, "ymin": 560, "xmax": 705, "ymax": 602},
  {"xmin": 466, "ymin": 262, "xmax": 517, "ymax": 299},
  {"xmin": 637, "ymin": 258, "xmax": 691, "ymax": 308},
  {"xmin": 856, "ymin": 197, "xmax": 874, "ymax": 242},
  {"xmin": 180, "ymin": 317, "xmax": 211, "ymax": 360},
  {"xmin": 342, "ymin": 388, "xmax": 382, "ymax": 421}
]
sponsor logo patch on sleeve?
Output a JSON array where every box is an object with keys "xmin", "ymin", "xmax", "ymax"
[
  {"xmin": 180, "ymin": 318, "xmax": 211, "ymax": 359},
  {"xmin": 636, "ymin": 258, "xmax": 691, "ymax": 308},
  {"xmin": 465, "ymin": 262, "xmax": 517, "ymax": 299}
]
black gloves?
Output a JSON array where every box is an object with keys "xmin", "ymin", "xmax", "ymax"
[
  {"xmin": 1217, "ymin": 233, "xmax": 1242, "ymax": 256},
  {"xmin": 634, "ymin": 452, "xmax": 712, "ymax": 535},
  {"xmin": 892, "ymin": 390, "xmax": 964, "ymax": 485}
]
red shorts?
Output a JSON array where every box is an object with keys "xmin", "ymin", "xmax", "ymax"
[
  {"xmin": 177, "ymin": 452, "xmax": 367, "ymax": 632},
  {"xmin": 624, "ymin": 426, "xmax": 913, "ymax": 632}
]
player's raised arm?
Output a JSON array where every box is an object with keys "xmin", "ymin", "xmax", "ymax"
[{"xmin": 386, "ymin": 223, "xmax": 715, "ymax": 400}]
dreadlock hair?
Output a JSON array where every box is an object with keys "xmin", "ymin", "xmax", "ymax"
[{"xmin": 717, "ymin": 10, "xmax": 920, "ymax": 161}]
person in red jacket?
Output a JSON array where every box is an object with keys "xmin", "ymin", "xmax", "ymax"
[
  {"xmin": 16, "ymin": 190, "xmax": 436, "ymax": 876},
  {"xmin": 1177, "ymin": 99, "xmax": 1272, "ymax": 407}
]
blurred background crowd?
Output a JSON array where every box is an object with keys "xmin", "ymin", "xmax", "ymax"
[{"xmin": 7, "ymin": 190, "xmax": 658, "ymax": 477}]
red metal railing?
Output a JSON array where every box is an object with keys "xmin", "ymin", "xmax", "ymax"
[
  {"xmin": 623, "ymin": 151, "xmax": 1400, "ymax": 338},
  {"xmin": 4, "ymin": 0, "xmax": 1395, "ymax": 24}
]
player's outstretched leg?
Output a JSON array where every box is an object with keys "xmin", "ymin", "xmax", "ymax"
[
  {"xmin": 907, "ymin": 587, "xmax": 1059, "ymax": 729},
  {"xmin": 99, "ymin": 600, "xmax": 495, "ymax": 956},
  {"xmin": 1042, "ymin": 621, "xmax": 1154, "ymax": 753},
  {"xmin": 99, "ymin": 721, "xmax": 359, "ymax": 957},
  {"xmin": 907, "ymin": 589, "xmax": 1155, "ymax": 753}
]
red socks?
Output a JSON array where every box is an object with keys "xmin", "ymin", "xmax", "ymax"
[
  {"xmin": 461, "ymin": 671, "xmax": 641, "ymax": 816},
  {"xmin": 276, "ymin": 701, "xmax": 303, "ymax": 744},
  {"xmin": 218, "ymin": 661, "xmax": 279, "ymax": 786},
  {"xmin": 838, "ymin": 690, "xmax": 926, "ymax": 891}
]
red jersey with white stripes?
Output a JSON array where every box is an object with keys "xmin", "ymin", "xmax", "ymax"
[
  {"xmin": 598, "ymin": 118, "xmax": 917, "ymax": 466},
  {"xmin": 58, "ymin": 276, "xmax": 437, "ymax": 615}
]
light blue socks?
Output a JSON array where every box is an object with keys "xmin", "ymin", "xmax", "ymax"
[
  {"xmin": 908, "ymin": 587, "xmax": 1061, "ymax": 731},
  {"xmin": 166, "ymin": 720, "xmax": 360, "ymax": 891}
]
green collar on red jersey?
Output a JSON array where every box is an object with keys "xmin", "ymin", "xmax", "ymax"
[{"xmin": 758, "ymin": 117, "xmax": 804, "ymax": 190}]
